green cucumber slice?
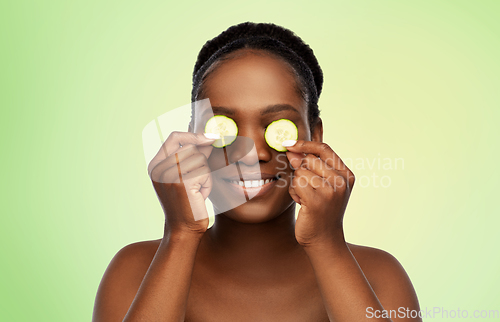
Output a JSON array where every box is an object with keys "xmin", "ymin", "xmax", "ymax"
[
  {"xmin": 204, "ymin": 115, "xmax": 238, "ymax": 148},
  {"xmin": 265, "ymin": 119, "xmax": 298, "ymax": 152}
]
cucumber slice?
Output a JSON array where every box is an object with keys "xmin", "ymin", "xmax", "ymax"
[
  {"xmin": 204, "ymin": 115, "xmax": 238, "ymax": 148},
  {"xmin": 265, "ymin": 119, "xmax": 298, "ymax": 152}
]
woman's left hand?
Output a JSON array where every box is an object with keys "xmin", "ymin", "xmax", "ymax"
[{"xmin": 285, "ymin": 140, "xmax": 355, "ymax": 248}]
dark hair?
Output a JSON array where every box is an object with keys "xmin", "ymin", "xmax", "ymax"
[{"xmin": 191, "ymin": 22, "xmax": 323, "ymax": 129}]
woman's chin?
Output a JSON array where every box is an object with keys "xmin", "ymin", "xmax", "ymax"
[
  {"xmin": 207, "ymin": 173, "xmax": 294, "ymax": 224},
  {"xmin": 213, "ymin": 195, "xmax": 295, "ymax": 224},
  {"xmin": 219, "ymin": 209, "xmax": 277, "ymax": 224}
]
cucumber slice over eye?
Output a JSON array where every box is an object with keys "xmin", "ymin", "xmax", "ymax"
[
  {"xmin": 265, "ymin": 119, "xmax": 298, "ymax": 152},
  {"xmin": 204, "ymin": 115, "xmax": 238, "ymax": 148}
]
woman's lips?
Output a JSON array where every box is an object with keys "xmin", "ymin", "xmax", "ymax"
[{"xmin": 222, "ymin": 177, "xmax": 278, "ymax": 199}]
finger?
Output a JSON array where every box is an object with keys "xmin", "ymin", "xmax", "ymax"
[
  {"xmin": 289, "ymin": 185, "xmax": 302, "ymax": 204},
  {"xmin": 285, "ymin": 151, "xmax": 305, "ymax": 170},
  {"xmin": 294, "ymin": 167, "xmax": 329, "ymax": 190},
  {"xmin": 323, "ymin": 173, "xmax": 349, "ymax": 193},
  {"xmin": 175, "ymin": 142, "xmax": 215, "ymax": 161},
  {"xmin": 150, "ymin": 145, "xmax": 199, "ymax": 178},
  {"xmin": 299, "ymin": 153, "xmax": 338, "ymax": 179},
  {"xmin": 297, "ymin": 163, "xmax": 352, "ymax": 195},
  {"xmin": 154, "ymin": 153, "xmax": 209, "ymax": 184},
  {"xmin": 284, "ymin": 140, "xmax": 349, "ymax": 171},
  {"xmin": 182, "ymin": 165, "xmax": 211, "ymax": 185},
  {"xmin": 291, "ymin": 169, "xmax": 318, "ymax": 202},
  {"xmin": 293, "ymin": 168, "xmax": 352, "ymax": 206},
  {"xmin": 285, "ymin": 171, "xmax": 302, "ymax": 204},
  {"xmin": 302, "ymin": 152, "xmax": 356, "ymax": 191},
  {"xmin": 177, "ymin": 153, "xmax": 210, "ymax": 178},
  {"xmin": 148, "ymin": 132, "xmax": 216, "ymax": 175}
]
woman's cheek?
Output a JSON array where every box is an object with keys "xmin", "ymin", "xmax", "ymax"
[{"xmin": 275, "ymin": 171, "xmax": 292, "ymax": 189}]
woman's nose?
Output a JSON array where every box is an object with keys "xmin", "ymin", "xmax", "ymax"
[{"xmin": 227, "ymin": 129, "xmax": 272, "ymax": 166}]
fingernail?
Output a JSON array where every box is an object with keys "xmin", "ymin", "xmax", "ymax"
[
  {"xmin": 281, "ymin": 140, "xmax": 297, "ymax": 147},
  {"xmin": 204, "ymin": 133, "xmax": 220, "ymax": 140}
]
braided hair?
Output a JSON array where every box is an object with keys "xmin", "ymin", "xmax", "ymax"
[{"xmin": 191, "ymin": 22, "xmax": 323, "ymax": 129}]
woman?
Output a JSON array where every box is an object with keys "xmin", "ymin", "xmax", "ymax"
[{"xmin": 93, "ymin": 22, "xmax": 421, "ymax": 321}]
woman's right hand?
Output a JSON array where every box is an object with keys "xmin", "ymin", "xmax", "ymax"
[{"xmin": 148, "ymin": 131, "xmax": 217, "ymax": 238}]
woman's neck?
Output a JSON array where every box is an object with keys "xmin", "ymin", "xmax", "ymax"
[{"xmin": 199, "ymin": 203, "xmax": 305, "ymax": 278}]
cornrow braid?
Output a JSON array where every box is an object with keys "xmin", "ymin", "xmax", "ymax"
[{"xmin": 191, "ymin": 22, "xmax": 324, "ymax": 129}]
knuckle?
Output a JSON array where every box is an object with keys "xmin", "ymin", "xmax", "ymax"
[
  {"xmin": 341, "ymin": 162, "xmax": 352, "ymax": 172},
  {"xmin": 320, "ymin": 143, "xmax": 331, "ymax": 153},
  {"xmin": 160, "ymin": 168, "xmax": 175, "ymax": 183},
  {"xmin": 150, "ymin": 165, "xmax": 161, "ymax": 180},
  {"xmin": 305, "ymin": 154, "xmax": 317, "ymax": 165},
  {"xmin": 305, "ymin": 154, "xmax": 315, "ymax": 161},
  {"xmin": 147, "ymin": 161, "xmax": 156, "ymax": 177},
  {"xmin": 332, "ymin": 175, "xmax": 347, "ymax": 190},
  {"xmin": 349, "ymin": 172, "xmax": 356, "ymax": 184},
  {"xmin": 344, "ymin": 170, "xmax": 355, "ymax": 187},
  {"xmin": 169, "ymin": 131, "xmax": 181, "ymax": 139}
]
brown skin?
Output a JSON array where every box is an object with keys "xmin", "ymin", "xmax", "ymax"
[{"xmin": 93, "ymin": 49, "xmax": 421, "ymax": 321}]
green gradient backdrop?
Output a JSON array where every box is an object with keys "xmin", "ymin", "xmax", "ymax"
[{"xmin": 1, "ymin": 1, "xmax": 499, "ymax": 321}]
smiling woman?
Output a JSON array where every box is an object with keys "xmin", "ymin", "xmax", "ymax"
[{"xmin": 93, "ymin": 22, "xmax": 421, "ymax": 322}]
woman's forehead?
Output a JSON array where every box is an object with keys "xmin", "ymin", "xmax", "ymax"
[{"xmin": 200, "ymin": 52, "xmax": 305, "ymax": 112}]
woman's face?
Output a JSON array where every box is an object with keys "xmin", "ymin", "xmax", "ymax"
[{"xmin": 192, "ymin": 49, "xmax": 319, "ymax": 223}]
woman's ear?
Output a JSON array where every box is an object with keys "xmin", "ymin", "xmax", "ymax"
[{"xmin": 311, "ymin": 117, "xmax": 323, "ymax": 143}]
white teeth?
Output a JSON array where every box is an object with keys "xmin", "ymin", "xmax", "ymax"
[{"xmin": 228, "ymin": 178, "xmax": 276, "ymax": 187}]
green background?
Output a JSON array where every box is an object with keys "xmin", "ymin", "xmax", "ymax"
[{"xmin": 1, "ymin": 0, "xmax": 499, "ymax": 321}]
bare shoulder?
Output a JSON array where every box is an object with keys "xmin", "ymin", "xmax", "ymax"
[
  {"xmin": 347, "ymin": 243, "xmax": 406, "ymax": 282},
  {"xmin": 346, "ymin": 243, "xmax": 421, "ymax": 313},
  {"xmin": 92, "ymin": 239, "xmax": 163, "ymax": 322}
]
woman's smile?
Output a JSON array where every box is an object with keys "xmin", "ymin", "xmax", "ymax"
[{"xmin": 221, "ymin": 173, "xmax": 280, "ymax": 199}]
